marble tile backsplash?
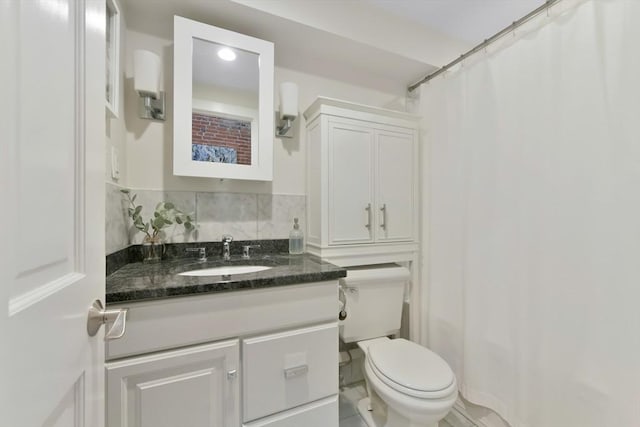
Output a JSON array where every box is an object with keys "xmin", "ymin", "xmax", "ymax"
[
  {"xmin": 105, "ymin": 182, "xmax": 305, "ymax": 255},
  {"xmin": 258, "ymin": 194, "xmax": 306, "ymax": 239},
  {"xmin": 106, "ymin": 183, "xmax": 130, "ymax": 255},
  {"xmin": 197, "ymin": 192, "xmax": 258, "ymax": 241}
]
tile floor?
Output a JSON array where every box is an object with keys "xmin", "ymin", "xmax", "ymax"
[
  {"xmin": 339, "ymin": 383, "xmax": 469, "ymax": 427},
  {"xmin": 339, "ymin": 384, "xmax": 368, "ymax": 427}
]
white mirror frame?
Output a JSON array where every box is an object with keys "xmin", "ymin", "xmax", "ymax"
[{"xmin": 173, "ymin": 16, "xmax": 274, "ymax": 181}]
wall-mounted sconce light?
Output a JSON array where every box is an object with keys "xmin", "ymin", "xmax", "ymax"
[
  {"xmin": 134, "ymin": 49, "xmax": 165, "ymax": 121},
  {"xmin": 276, "ymin": 82, "xmax": 298, "ymax": 138}
]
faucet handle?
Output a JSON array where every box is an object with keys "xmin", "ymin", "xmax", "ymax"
[
  {"xmin": 242, "ymin": 245, "xmax": 261, "ymax": 259},
  {"xmin": 221, "ymin": 234, "xmax": 234, "ymax": 243}
]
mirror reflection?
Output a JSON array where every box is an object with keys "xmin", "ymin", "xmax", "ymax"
[{"xmin": 191, "ymin": 38, "xmax": 259, "ymax": 166}]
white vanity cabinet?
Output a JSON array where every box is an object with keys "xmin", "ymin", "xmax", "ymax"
[
  {"xmin": 304, "ymin": 97, "xmax": 420, "ymax": 265},
  {"xmin": 105, "ymin": 281, "xmax": 339, "ymax": 427}
]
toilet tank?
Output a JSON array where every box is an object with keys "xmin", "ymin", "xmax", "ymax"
[{"xmin": 339, "ymin": 265, "xmax": 410, "ymax": 343}]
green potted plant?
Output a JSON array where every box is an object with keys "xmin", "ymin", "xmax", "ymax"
[{"xmin": 121, "ymin": 189, "xmax": 194, "ymax": 261}]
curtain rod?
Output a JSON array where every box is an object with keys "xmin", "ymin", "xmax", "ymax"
[{"xmin": 407, "ymin": 0, "xmax": 562, "ymax": 92}]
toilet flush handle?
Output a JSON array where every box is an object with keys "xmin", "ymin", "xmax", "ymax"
[
  {"xmin": 338, "ymin": 284, "xmax": 347, "ymax": 320},
  {"xmin": 338, "ymin": 283, "xmax": 357, "ymax": 321},
  {"xmin": 339, "ymin": 283, "xmax": 359, "ymax": 320}
]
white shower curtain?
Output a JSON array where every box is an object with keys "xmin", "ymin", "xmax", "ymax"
[{"xmin": 421, "ymin": 1, "xmax": 640, "ymax": 426}]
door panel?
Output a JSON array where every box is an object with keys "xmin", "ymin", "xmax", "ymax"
[
  {"xmin": 14, "ymin": 0, "xmax": 77, "ymax": 297},
  {"xmin": 45, "ymin": 377, "xmax": 85, "ymax": 427},
  {"xmin": 328, "ymin": 121, "xmax": 374, "ymax": 244},
  {"xmin": 376, "ymin": 130, "xmax": 415, "ymax": 241},
  {"xmin": 2, "ymin": 1, "xmax": 106, "ymax": 426}
]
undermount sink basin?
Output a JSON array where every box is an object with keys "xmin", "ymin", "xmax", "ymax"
[{"xmin": 179, "ymin": 265, "xmax": 272, "ymax": 277}]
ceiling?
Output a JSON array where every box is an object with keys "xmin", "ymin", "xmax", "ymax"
[
  {"xmin": 125, "ymin": 0, "xmax": 545, "ymax": 92},
  {"xmin": 366, "ymin": 0, "xmax": 544, "ymax": 45}
]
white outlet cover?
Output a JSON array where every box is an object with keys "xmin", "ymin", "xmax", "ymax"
[{"xmin": 111, "ymin": 146, "xmax": 120, "ymax": 180}]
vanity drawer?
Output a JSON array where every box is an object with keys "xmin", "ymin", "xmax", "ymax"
[
  {"xmin": 242, "ymin": 322, "xmax": 338, "ymax": 421},
  {"xmin": 242, "ymin": 396, "xmax": 338, "ymax": 427}
]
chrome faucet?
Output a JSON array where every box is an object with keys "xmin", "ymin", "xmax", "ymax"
[
  {"xmin": 221, "ymin": 235, "xmax": 233, "ymax": 260},
  {"xmin": 185, "ymin": 247, "xmax": 207, "ymax": 262}
]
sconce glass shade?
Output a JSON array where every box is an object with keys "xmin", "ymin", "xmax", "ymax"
[
  {"xmin": 279, "ymin": 82, "xmax": 298, "ymax": 120},
  {"xmin": 134, "ymin": 49, "xmax": 165, "ymax": 120},
  {"xmin": 134, "ymin": 49, "xmax": 161, "ymax": 98}
]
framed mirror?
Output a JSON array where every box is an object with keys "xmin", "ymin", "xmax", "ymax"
[{"xmin": 173, "ymin": 16, "xmax": 274, "ymax": 181}]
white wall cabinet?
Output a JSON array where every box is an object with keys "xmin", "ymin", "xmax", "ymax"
[
  {"xmin": 106, "ymin": 281, "xmax": 338, "ymax": 427},
  {"xmin": 305, "ymin": 97, "xmax": 420, "ymax": 266}
]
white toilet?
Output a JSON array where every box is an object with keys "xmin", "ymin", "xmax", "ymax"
[{"xmin": 339, "ymin": 266, "xmax": 457, "ymax": 427}]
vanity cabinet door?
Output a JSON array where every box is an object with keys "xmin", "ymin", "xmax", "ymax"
[{"xmin": 106, "ymin": 339, "xmax": 240, "ymax": 427}]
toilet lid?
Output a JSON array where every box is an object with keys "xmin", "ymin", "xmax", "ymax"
[{"xmin": 368, "ymin": 339, "xmax": 454, "ymax": 394}]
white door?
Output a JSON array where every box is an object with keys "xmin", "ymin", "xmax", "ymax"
[
  {"xmin": 328, "ymin": 120, "xmax": 374, "ymax": 245},
  {"xmin": 1, "ymin": 1, "xmax": 106, "ymax": 426},
  {"xmin": 376, "ymin": 130, "xmax": 416, "ymax": 242}
]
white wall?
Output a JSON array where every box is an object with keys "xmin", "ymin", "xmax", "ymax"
[
  {"xmin": 123, "ymin": 29, "xmax": 405, "ymax": 195},
  {"xmin": 193, "ymin": 83, "xmax": 258, "ymax": 109},
  {"xmin": 192, "ymin": 83, "xmax": 258, "ymax": 127}
]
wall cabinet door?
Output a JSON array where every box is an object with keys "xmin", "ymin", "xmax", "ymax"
[
  {"xmin": 106, "ymin": 339, "xmax": 240, "ymax": 427},
  {"xmin": 327, "ymin": 121, "xmax": 415, "ymax": 246},
  {"xmin": 375, "ymin": 129, "xmax": 415, "ymax": 242},
  {"xmin": 328, "ymin": 120, "xmax": 374, "ymax": 245}
]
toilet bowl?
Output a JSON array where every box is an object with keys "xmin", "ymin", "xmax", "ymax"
[
  {"xmin": 338, "ymin": 266, "xmax": 457, "ymax": 427},
  {"xmin": 358, "ymin": 338, "xmax": 457, "ymax": 427}
]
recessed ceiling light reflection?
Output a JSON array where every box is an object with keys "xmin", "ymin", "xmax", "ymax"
[{"xmin": 218, "ymin": 47, "xmax": 236, "ymax": 61}]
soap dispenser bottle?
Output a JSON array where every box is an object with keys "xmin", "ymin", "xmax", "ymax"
[{"xmin": 289, "ymin": 217, "xmax": 304, "ymax": 255}]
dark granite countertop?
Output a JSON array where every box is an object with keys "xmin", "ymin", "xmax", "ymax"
[{"xmin": 106, "ymin": 253, "xmax": 346, "ymax": 304}]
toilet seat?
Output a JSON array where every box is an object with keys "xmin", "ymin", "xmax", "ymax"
[{"xmin": 367, "ymin": 339, "xmax": 456, "ymax": 399}]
